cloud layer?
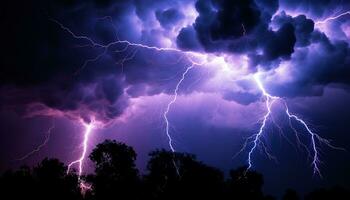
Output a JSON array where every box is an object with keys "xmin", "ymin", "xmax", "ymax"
[{"xmin": 0, "ymin": 0, "xmax": 349, "ymax": 124}]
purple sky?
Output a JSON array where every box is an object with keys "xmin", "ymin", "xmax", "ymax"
[{"xmin": 1, "ymin": 0, "xmax": 350, "ymax": 197}]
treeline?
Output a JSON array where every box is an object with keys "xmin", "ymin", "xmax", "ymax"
[{"xmin": 0, "ymin": 140, "xmax": 349, "ymax": 200}]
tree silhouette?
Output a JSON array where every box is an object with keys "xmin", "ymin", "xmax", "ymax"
[
  {"xmin": 1, "ymin": 140, "xmax": 349, "ymax": 200},
  {"xmin": 0, "ymin": 166, "xmax": 36, "ymax": 200},
  {"xmin": 33, "ymin": 158, "xmax": 81, "ymax": 200},
  {"xmin": 227, "ymin": 166, "xmax": 264, "ymax": 200},
  {"xmin": 88, "ymin": 139, "xmax": 141, "ymax": 199},
  {"xmin": 305, "ymin": 186, "xmax": 350, "ymax": 200},
  {"xmin": 283, "ymin": 189, "xmax": 299, "ymax": 200},
  {"xmin": 145, "ymin": 149, "xmax": 225, "ymax": 199},
  {"xmin": 0, "ymin": 158, "xmax": 81, "ymax": 200}
]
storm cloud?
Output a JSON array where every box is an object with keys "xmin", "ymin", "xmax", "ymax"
[{"xmin": 0, "ymin": 0, "xmax": 349, "ymax": 122}]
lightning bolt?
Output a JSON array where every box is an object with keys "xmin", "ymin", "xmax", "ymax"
[
  {"xmin": 67, "ymin": 121, "xmax": 95, "ymax": 191},
  {"xmin": 284, "ymin": 106, "xmax": 345, "ymax": 175},
  {"xmin": 246, "ymin": 75, "xmax": 278, "ymax": 170},
  {"xmin": 243, "ymin": 74, "xmax": 344, "ymax": 176},
  {"xmin": 50, "ymin": 18, "xmax": 203, "ymax": 74},
  {"xmin": 162, "ymin": 64, "xmax": 197, "ymax": 176},
  {"xmin": 315, "ymin": 11, "xmax": 350, "ymax": 25},
  {"xmin": 284, "ymin": 106, "xmax": 321, "ymax": 174},
  {"xmin": 16, "ymin": 119, "xmax": 55, "ymax": 161},
  {"xmin": 67, "ymin": 122, "xmax": 94, "ymax": 175},
  {"xmin": 161, "ymin": 51, "xmax": 207, "ymax": 176},
  {"xmin": 163, "ymin": 64, "xmax": 195, "ymax": 152}
]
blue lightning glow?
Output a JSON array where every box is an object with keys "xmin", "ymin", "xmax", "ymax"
[
  {"xmin": 285, "ymin": 107, "xmax": 320, "ymax": 174},
  {"xmin": 246, "ymin": 75, "xmax": 278, "ymax": 170},
  {"xmin": 162, "ymin": 64, "xmax": 197, "ymax": 176},
  {"xmin": 16, "ymin": 119, "xmax": 55, "ymax": 161},
  {"xmin": 67, "ymin": 121, "xmax": 95, "ymax": 192},
  {"xmin": 244, "ymin": 74, "xmax": 344, "ymax": 176},
  {"xmin": 315, "ymin": 11, "xmax": 350, "ymax": 25},
  {"xmin": 67, "ymin": 122, "xmax": 95, "ymax": 176},
  {"xmin": 163, "ymin": 64, "xmax": 195, "ymax": 152}
]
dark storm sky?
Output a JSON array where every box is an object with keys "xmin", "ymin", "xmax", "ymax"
[{"xmin": 1, "ymin": 0, "xmax": 350, "ymax": 197}]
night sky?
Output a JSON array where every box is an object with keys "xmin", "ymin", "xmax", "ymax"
[{"xmin": 1, "ymin": 0, "xmax": 350, "ymax": 197}]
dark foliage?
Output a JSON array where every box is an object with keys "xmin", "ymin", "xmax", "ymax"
[
  {"xmin": 144, "ymin": 150, "xmax": 225, "ymax": 199},
  {"xmin": 227, "ymin": 166, "xmax": 264, "ymax": 200},
  {"xmin": 87, "ymin": 139, "xmax": 141, "ymax": 199},
  {"xmin": 0, "ymin": 158, "xmax": 81, "ymax": 200},
  {"xmin": 283, "ymin": 189, "xmax": 300, "ymax": 200},
  {"xmin": 304, "ymin": 186, "xmax": 350, "ymax": 200},
  {"xmin": 1, "ymin": 140, "xmax": 349, "ymax": 200}
]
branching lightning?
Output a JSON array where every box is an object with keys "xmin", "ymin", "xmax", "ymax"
[
  {"xmin": 67, "ymin": 121, "xmax": 95, "ymax": 191},
  {"xmin": 242, "ymin": 74, "xmax": 344, "ymax": 176},
  {"xmin": 315, "ymin": 10, "xmax": 350, "ymax": 25},
  {"xmin": 16, "ymin": 119, "xmax": 55, "ymax": 161},
  {"xmin": 246, "ymin": 74, "xmax": 278, "ymax": 170},
  {"xmin": 284, "ymin": 107, "xmax": 321, "ymax": 174},
  {"xmin": 67, "ymin": 122, "xmax": 94, "ymax": 175},
  {"xmin": 50, "ymin": 18, "xmax": 202, "ymax": 74}
]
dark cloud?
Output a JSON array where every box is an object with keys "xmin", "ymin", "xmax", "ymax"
[
  {"xmin": 0, "ymin": 76, "xmax": 129, "ymax": 123},
  {"xmin": 0, "ymin": 0, "xmax": 205, "ymax": 122},
  {"xmin": 0, "ymin": 0, "xmax": 349, "ymax": 122},
  {"xmin": 255, "ymin": 0, "xmax": 279, "ymax": 17},
  {"xmin": 210, "ymin": 0, "xmax": 261, "ymax": 40},
  {"xmin": 269, "ymin": 30, "xmax": 350, "ymax": 97},
  {"xmin": 176, "ymin": 26, "xmax": 202, "ymax": 51},
  {"xmin": 0, "ymin": 1, "xmax": 127, "ymax": 123},
  {"xmin": 177, "ymin": 0, "xmax": 298, "ymax": 67},
  {"xmin": 272, "ymin": 12, "xmax": 314, "ymax": 47},
  {"xmin": 155, "ymin": 8, "xmax": 184, "ymax": 28},
  {"xmin": 301, "ymin": 35, "xmax": 350, "ymax": 85},
  {"xmin": 263, "ymin": 23, "xmax": 296, "ymax": 61},
  {"xmin": 133, "ymin": 0, "xmax": 195, "ymax": 22},
  {"xmin": 175, "ymin": 0, "xmax": 349, "ymax": 99}
]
